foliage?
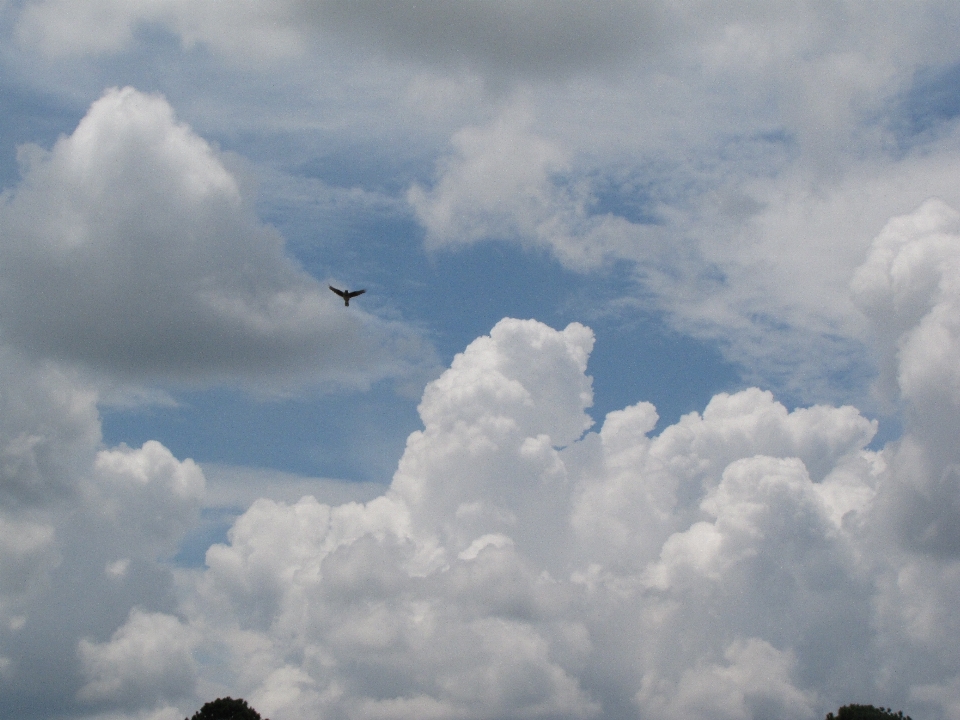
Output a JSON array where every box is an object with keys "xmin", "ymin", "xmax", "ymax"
[
  {"xmin": 826, "ymin": 704, "xmax": 913, "ymax": 720},
  {"xmin": 185, "ymin": 696, "xmax": 266, "ymax": 720}
]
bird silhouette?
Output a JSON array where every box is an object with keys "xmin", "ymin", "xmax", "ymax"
[{"xmin": 329, "ymin": 286, "xmax": 366, "ymax": 307}]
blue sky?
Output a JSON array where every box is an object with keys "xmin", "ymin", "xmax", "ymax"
[
  {"xmin": 4, "ymin": 3, "xmax": 960, "ymax": 719},
  {"xmin": 99, "ymin": 241, "xmax": 741, "ymax": 481}
]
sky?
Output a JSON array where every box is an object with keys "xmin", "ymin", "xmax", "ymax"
[{"xmin": 4, "ymin": 1, "xmax": 960, "ymax": 719}]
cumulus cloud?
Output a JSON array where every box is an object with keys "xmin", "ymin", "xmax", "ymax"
[
  {"xmin": 637, "ymin": 638, "xmax": 816, "ymax": 720},
  {"xmin": 0, "ymin": 87, "xmax": 432, "ymax": 390},
  {"xmin": 852, "ymin": 198, "xmax": 960, "ymax": 557},
  {"xmin": 2, "ymin": 86, "xmax": 960, "ymax": 718},
  {"xmin": 852, "ymin": 197, "xmax": 960, "ymax": 411},
  {"xmin": 137, "ymin": 314, "xmax": 926, "ymax": 720},
  {"xmin": 5, "ymin": 5, "xmax": 960, "ymax": 720},
  {"xmin": 78, "ymin": 609, "xmax": 196, "ymax": 708},
  {"xmin": 0, "ymin": 351, "xmax": 206, "ymax": 718},
  {"xmin": 54, "ymin": 201, "xmax": 952, "ymax": 719},
  {"xmin": 4, "ymin": 256, "xmax": 960, "ymax": 718}
]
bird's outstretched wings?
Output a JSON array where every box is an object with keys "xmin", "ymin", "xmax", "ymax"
[{"xmin": 329, "ymin": 286, "xmax": 366, "ymax": 306}]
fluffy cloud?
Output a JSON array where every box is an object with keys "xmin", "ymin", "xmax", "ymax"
[
  {"xmin": 8, "ymin": 5, "xmax": 960, "ymax": 720},
  {"xmin": 108, "ymin": 256, "xmax": 945, "ymax": 720},
  {"xmin": 853, "ymin": 198, "xmax": 960, "ymax": 412},
  {"xmin": 78, "ymin": 609, "xmax": 196, "ymax": 708},
  {"xmin": 0, "ymin": 352, "xmax": 205, "ymax": 718},
  {"xmin": 3, "ymin": 87, "xmax": 960, "ymax": 720},
  {"xmin": 852, "ymin": 198, "xmax": 960, "ymax": 557},
  {"xmin": 148, "ymin": 314, "xmax": 920, "ymax": 720},
  {"xmin": 4, "ymin": 263, "xmax": 960, "ymax": 718},
  {"xmin": 0, "ymin": 87, "xmax": 431, "ymax": 390}
]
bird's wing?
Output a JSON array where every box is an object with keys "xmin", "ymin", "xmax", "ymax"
[
  {"xmin": 329, "ymin": 286, "xmax": 347, "ymax": 298},
  {"xmin": 346, "ymin": 289, "xmax": 366, "ymax": 299}
]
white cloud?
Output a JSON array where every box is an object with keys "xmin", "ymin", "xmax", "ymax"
[
  {"xmin": 406, "ymin": 98, "xmax": 960, "ymax": 403},
  {"xmin": 0, "ymin": 346, "xmax": 208, "ymax": 718},
  {"xmin": 6, "ymin": 15, "xmax": 960, "ymax": 714},
  {"xmin": 159, "ymin": 316, "xmax": 908, "ymax": 720},
  {"xmin": 4, "ymin": 276, "xmax": 960, "ymax": 717},
  {"xmin": 852, "ymin": 197, "xmax": 960, "ymax": 410},
  {"xmin": 199, "ymin": 463, "xmax": 386, "ymax": 510},
  {"xmin": 381, "ymin": 1, "xmax": 960, "ymax": 402},
  {"xmin": 0, "ymin": 87, "xmax": 433, "ymax": 391},
  {"xmin": 407, "ymin": 106, "xmax": 653, "ymax": 270},
  {"xmin": 78, "ymin": 609, "xmax": 196, "ymax": 707},
  {"xmin": 637, "ymin": 638, "xmax": 816, "ymax": 720},
  {"xmin": 851, "ymin": 198, "xmax": 960, "ymax": 558},
  {"xmin": 15, "ymin": 2, "xmax": 960, "ymax": 406}
]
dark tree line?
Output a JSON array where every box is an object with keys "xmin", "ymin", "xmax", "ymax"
[
  {"xmin": 186, "ymin": 696, "xmax": 914, "ymax": 720},
  {"xmin": 827, "ymin": 704, "xmax": 913, "ymax": 720}
]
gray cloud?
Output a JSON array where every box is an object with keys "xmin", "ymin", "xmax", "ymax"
[
  {"xmin": 15, "ymin": 0, "xmax": 665, "ymax": 78},
  {"xmin": 308, "ymin": 0, "xmax": 665, "ymax": 79},
  {"xmin": 0, "ymin": 87, "xmax": 433, "ymax": 390}
]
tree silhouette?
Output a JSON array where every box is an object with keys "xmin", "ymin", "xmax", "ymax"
[
  {"xmin": 826, "ymin": 704, "xmax": 913, "ymax": 720},
  {"xmin": 185, "ymin": 697, "xmax": 267, "ymax": 720}
]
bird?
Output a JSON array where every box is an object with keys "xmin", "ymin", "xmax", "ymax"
[{"xmin": 329, "ymin": 285, "xmax": 366, "ymax": 307}]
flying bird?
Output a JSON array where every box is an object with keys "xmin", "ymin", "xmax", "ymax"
[{"xmin": 329, "ymin": 286, "xmax": 366, "ymax": 307}]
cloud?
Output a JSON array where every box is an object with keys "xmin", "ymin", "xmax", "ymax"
[
  {"xmin": 406, "ymin": 86, "xmax": 960, "ymax": 404},
  {"xmin": 4, "ymin": 6, "xmax": 960, "ymax": 720},
  {"xmin": 407, "ymin": 106, "xmax": 657, "ymax": 270},
  {"xmin": 14, "ymin": 0, "xmax": 663, "ymax": 76},
  {"xmin": 0, "ymin": 350, "xmax": 206, "ymax": 718},
  {"xmin": 301, "ymin": 0, "xmax": 664, "ymax": 79},
  {"xmin": 13, "ymin": 1, "xmax": 960, "ymax": 91},
  {"xmin": 14, "ymin": 0, "xmax": 306, "ymax": 60},
  {"xmin": 15, "ymin": 3, "xmax": 960, "ymax": 407},
  {"xmin": 852, "ymin": 198, "xmax": 960, "ymax": 557},
  {"xmin": 4, "ymin": 258, "xmax": 960, "ymax": 717},
  {"xmin": 155, "ymin": 316, "xmax": 910, "ymax": 720},
  {"xmin": 0, "ymin": 87, "xmax": 433, "ymax": 390},
  {"xmin": 77, "ymin": 609, "xmax": 196, "ymax": 708},
  {"xmin": 637, "ymin": 638, "xmax": 816, "ymax": 720},
  {"xmin": 852, "ymin": 197, "xmax": 960, "ymax": 412}
]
